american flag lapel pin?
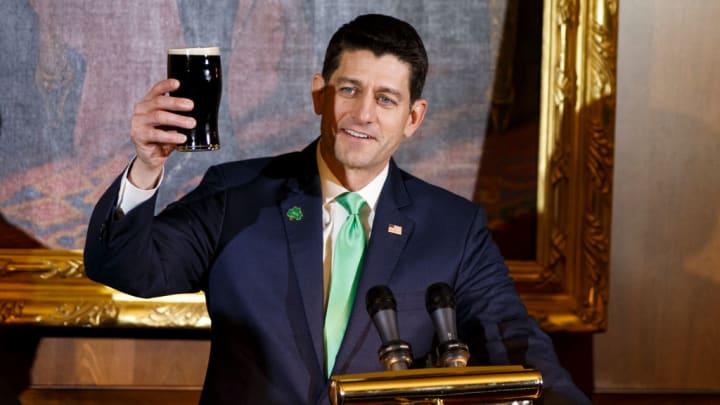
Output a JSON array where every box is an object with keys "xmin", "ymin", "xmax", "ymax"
[{"xmin": 387, "ymin": 224, "xmax": 403, "ymax": 236}]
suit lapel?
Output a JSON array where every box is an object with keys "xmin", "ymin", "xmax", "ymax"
[
  {"xmin": 280, "ymin": 144, "xmax": 326, "ymax": 374},
  {"xmin": 334, "ymin": 161, "xmax": 415, "ymax": 373}
]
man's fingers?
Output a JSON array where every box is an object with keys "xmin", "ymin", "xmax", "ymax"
[
  {"xmin": 131, "ymin": 109, "xmax": 193, "ymax": 147},
  {"xmin": 149, "ymin": 127, "xmax": 187, "ymax": 146},
  {"xmin": 137, "ymin": 79, "xmax": 193, "ymax": 117},
  {"xmin": 130, "ymin": 79, "xmax": 198, "ymax": 170},
  {"xmin": 134, "ymin": 94, "xmax": 194, "ymax": 116},
  {"xmin": 132, "ymin": 123, "xmax": 189, "ymax": 146},
  {"xmin": 132, "ymin": 109, "xmax": 195, "ymax": 137},
  {"xmin": 143, "ymin": 78, "xmax": 180, "ymax": 101},
  {"xmin": 146, "ymin": 109, "xmax": 196, "ymax": 130}
]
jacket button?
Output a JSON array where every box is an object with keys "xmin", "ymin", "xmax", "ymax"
[{"xmin": 98, "ymin": 223, "xmax": 106, "ymax": 240}]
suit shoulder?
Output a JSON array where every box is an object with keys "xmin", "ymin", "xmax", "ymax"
[
  {"xmin": 175, "ymin": 151, "xmax": 304, "ymax": 204},
  {"xmin": 206, "ymin": 150, "xmax": 304, "ymax": 189},
  {"xmin": 399, "ymin": 169, "xmax": 480, "ymax": 213}
]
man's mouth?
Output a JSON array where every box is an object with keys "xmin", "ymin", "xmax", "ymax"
[{"xmin": 344, "ymin": 128, "xmax": 371, "ymax": 140}]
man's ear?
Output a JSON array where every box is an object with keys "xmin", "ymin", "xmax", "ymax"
[
  {"xmin": 403, "ymin": 98, "xmax": 428, "ymax": 139},
  {"xmin": 311, "ymin": 74, "xmax": 326, "ymax": 115}
]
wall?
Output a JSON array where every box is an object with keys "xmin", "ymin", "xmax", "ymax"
[{"xmin": 593, "ymin": 0, "xmax": 720, "ymax": 392}]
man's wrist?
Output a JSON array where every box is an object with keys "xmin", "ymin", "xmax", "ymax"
[
  {"xmin": 128, "ymin": 158, "xmax": 163, "ymax": 190},
  {"xmin": 117, "ymin": 157, "xmax": 163, "ymax": 214}
]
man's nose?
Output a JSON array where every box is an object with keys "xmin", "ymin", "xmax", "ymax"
[{"xmin": 353, "ymin": 93, "xmax": 377, "ymax": 122}]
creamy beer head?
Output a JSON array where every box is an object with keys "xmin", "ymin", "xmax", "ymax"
[
  {"xmin": 168, "ymin": 46, "xmax": 221, "ymax": 57},
  {"xmin": 167, "ymin": 46, "xmax": 222, "ymax": 151}
]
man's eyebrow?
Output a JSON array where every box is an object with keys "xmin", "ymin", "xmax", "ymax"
[
  {"xmin": 336, "ymin": 76, "xmax": 362, "ymax": 86},
  {"xmin": 377, "ymin": 86, "xmax": 403, "ymax": 100}
]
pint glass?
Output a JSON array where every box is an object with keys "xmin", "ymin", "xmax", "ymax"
[{"xmin": 167, "ymin": 46, "xmax": 222, "ymax": 151}]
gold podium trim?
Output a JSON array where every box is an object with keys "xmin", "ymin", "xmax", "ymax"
[{"xmin": 329, "ymin": 366, "xmax": 542, "ymax": 404}]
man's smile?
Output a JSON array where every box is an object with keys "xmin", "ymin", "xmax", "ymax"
[{"xmin": 343, "ymin": 128, "xmax": 372, "ymax": 140}]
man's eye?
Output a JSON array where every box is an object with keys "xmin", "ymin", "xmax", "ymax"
[
  {"xmin": 339, "ymin": 87, "xmax": 356, "ymax": 96},
  {"xmin": 378, "ymin": 95, "xmax": 396, "ymax": 105}
]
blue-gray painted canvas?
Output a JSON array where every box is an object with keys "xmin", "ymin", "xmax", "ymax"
[{"xmin": 0, "ymin": 0, "xmax": 504, "ymax": 249}]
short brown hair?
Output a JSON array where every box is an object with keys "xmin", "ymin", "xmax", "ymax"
[{"xmin": 321, "ymin": 14, "xmax": 428, "ymax": 104}]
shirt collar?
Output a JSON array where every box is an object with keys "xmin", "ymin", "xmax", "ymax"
[{"xmin": 316, "ymin": 143, "xmax": 388, "ymax": 211}]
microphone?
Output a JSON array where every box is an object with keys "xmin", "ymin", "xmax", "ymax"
[
  {"xmin": 366, "ymin": 285, "xmax": 414, "ymax": 371},
  {"xmin": 425, "ymin": 282, "xmax": 470, "ymax": 367}
]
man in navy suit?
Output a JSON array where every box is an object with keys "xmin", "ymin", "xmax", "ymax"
[{"xmin": 85, "ymin": 14, "xmax": 589, "ymax": 404}]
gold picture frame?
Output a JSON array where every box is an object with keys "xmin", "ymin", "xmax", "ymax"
[{"xmin": 0, "ymin": 0, "xmax": 616, "ymax": 332}]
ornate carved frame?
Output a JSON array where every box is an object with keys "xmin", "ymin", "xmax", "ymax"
[{"xmin": 0, "ymin": 0, "xmax": 617, "ymax": 332}]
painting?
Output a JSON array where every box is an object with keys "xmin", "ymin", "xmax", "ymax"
[{"xmin": 0, "ymin": 0, "xmax": 617, "ymax": 332}]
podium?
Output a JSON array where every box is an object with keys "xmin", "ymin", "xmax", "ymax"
[{"xmin": 329, "ymin": 365, "xmax": 542, "ymax": 404}]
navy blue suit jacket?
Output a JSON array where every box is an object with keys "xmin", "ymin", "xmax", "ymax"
[{"xmin": 85, "ymin": 142, "xmax": 588, "ymax": 404}]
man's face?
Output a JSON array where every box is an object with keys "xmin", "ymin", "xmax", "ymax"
[{"xmin": 312, "ymin": 49, "xmax": 427, "ymax": 188}]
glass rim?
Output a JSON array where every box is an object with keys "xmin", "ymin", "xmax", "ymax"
[{"xmin": 168, "ymin": 46, "xmax": 220, "ymax": 56}]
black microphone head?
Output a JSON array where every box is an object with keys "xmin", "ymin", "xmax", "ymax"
[
  {"xmin": 366, "ymin": 285, "xmax": 397, "ymax": 317},
  {"xmin": 425, "ymin": 282, "xmax": 456, "ymax": 313}
]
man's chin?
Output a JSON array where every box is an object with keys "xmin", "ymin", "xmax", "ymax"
[{"xmin": 334, "ymin": 148, "xmax": 373, "ymax": 167}]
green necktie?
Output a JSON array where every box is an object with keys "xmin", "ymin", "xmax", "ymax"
[{"xmin": 324, "ymin": 192, "xmax": 368, "ymax": 378}]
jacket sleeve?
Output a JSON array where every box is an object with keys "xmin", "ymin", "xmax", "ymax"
[
  {"xmin": 454, "ymin": 207, "xmax": 590, "ymax": 405},
  {"xmin": 84, "ymin": 166, "xmax": 226, "ymax": 298}
]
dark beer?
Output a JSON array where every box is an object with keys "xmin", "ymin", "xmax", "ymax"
[{"xmin": 167, "ymin": 47, "xmax": 222, "ymax": 151}]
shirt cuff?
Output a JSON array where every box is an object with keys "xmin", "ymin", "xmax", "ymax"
[{"xmin": 116, "ymin": 157, "xmax": 163, "ymax": 214}]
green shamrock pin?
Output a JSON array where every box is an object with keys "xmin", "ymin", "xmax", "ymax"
[{"xmin": 286, "ymin": 206, "xmax": 303, "ymax": 221}]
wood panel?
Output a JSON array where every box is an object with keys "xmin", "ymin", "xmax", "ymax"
[
  {"xmin": 593, "ymin": 394, "xmax": 720, "ymax": 405},
  {"xmin": 30, "ymin": 337, "xmax": 208, "ymax": 387},
  {"xmin": 0, "ymin": 328, "xmax": 208, "ymax": 404},
  {"xmin": 19, "ymin": 389, "xmax": 201, "ymax": 405},
  {"xmin": 593, "ymin": 0, "xmax": 720, "ymax": 391},
  {"xmin": 16, "ymin": 390, "xmax": 720, "ymax": 405}
]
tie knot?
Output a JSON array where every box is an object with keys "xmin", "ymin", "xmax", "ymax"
[{"xmin": 336, "ymin": 192, "xmax": 366, "ymax": 215}]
